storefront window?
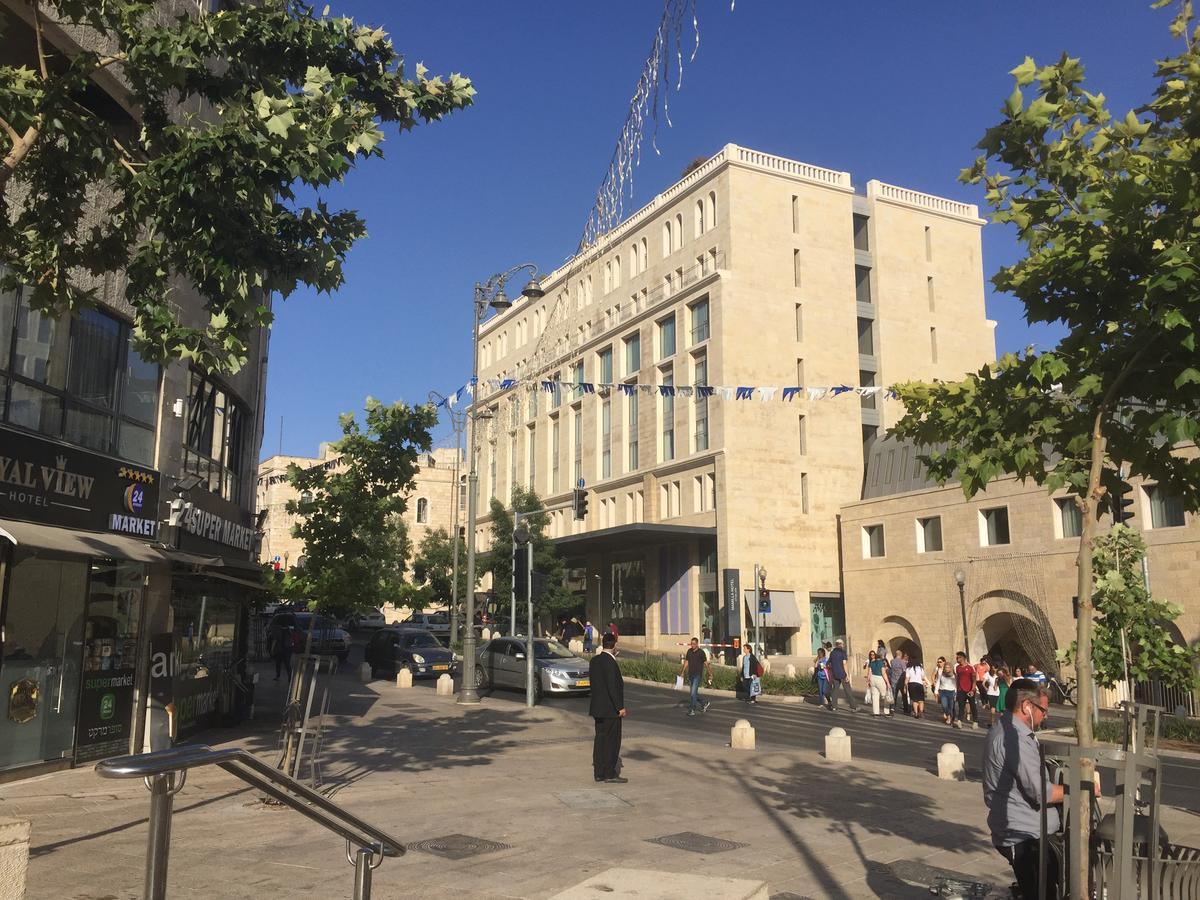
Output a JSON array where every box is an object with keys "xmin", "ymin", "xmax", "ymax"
[
  {"xmin": 171, "ymin": 586, "xmax": 243, "ymax": 736},
  {"xmin": 609, "ymin": 558, "xmax": 646, "ymax": 636}
]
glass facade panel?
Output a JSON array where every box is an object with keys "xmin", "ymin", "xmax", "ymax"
[
  {"xmin": 1057, "ymin": 500, "xmax": 1082, "ymax": 539},
  {"xmin": 659, "ymin": 316, "xmax": 676, "ymax": 359},
  {"xmin": 64, "ymin": 402, "xmax": 114, "ymax": 454},
  {"xmin": 625, "ymin": 333, "xmax": 640, "ymax": 374},
  {"xmin": 122, "ymin": 350, "xmax": 160, "ymax": 426},
  {"xmin": 855, "ymin": 265, "xmax": 872, "ymax": 304},
  {"xmin": 609, "ymin": 558, "xmax": 647, "ymax": 636},
  {"xmin": 0, "ymin": 281, "xmax": 15, "ymax": 370},
  {"xmin": 9, "ymin": 381, "xmax": 63, "ymax": 434},
  {"xmin": 13, "ymin": 301, "xmax": 65, "ymax": 386},
  {"xmin": 853, "ymin": 214, "xmax": 870, "ymax": 252},
  {"xmin": 690, "ymin": 299, "xmax": 709, "ymax": 344},
  {"xmin": 68, "ymin": 309, "xmax": 121, "ymax": 410},
  {"xmin": 1148, "ymin": 486, "xmax": 1186, "ymax": 528}
]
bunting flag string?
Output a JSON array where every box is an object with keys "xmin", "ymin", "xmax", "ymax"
[{"xmin": 432, "ymin": 376, "xmax": 897, "ymax": 409}]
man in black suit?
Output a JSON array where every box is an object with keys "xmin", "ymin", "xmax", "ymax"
[{"xmin": 588, "ymin": 632, "xmax": 626, "ymax": 783}]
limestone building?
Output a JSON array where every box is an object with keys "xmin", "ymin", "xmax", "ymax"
[{"xmin": 472, "ymin": 144, "xmax": 995, "ymax": 654}]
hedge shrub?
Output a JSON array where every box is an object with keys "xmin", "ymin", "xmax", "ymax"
[{"xmin": 616, "ymin": 656, "xmax": 817, "ymax": 697}]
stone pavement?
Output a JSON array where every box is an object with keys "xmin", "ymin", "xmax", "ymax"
[{"xmin": 4, "ymin": 669, "xmax": 1200, "ymax": 900}]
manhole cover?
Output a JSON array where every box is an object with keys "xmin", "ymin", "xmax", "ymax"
[
  {"xmin": 409, "ymin": 833, "xmax": 511, "ymax": 860},
  {"xmin": 555, "ymin": 790, "xmax": 632, "ymax": 810},
  {"xmin": 646, "ymin": 832, "xmax": 747, "ymax": 854}
]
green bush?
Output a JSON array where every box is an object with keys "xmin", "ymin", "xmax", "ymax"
[
  {"xmin": 616, "ymin": 657, "xmax": 816, "ymax": 697},
  {"xmin": 1082, "ymin": 715, "xmax": 1200, "ymax": 746}
]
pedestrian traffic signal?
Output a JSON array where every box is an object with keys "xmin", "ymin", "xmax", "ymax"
[
  {"xmin": 573, "ymin": 488, "xmax": 589, "ymax": 521},
  {"xmin": 1110, "ymin": 479, "xmax": 1136, "ymax": 524}
]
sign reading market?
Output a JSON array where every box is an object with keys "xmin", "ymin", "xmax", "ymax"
[{"xmin": 0, "ymin": 426, "xmax": 160, "ymax": 538}]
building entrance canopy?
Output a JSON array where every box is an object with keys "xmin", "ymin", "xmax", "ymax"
[
  {"xmin": 551, "ymin": 522, "xmax": 716, "ymax": 554},
  {"xmin": 0, "ymin": 519, "xmax": 162, "ymax": 563}
]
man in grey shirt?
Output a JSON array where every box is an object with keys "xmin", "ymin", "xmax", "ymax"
[{"xmin": 982, "ymin": 678, "xmax": 1064, "ymax": 898}]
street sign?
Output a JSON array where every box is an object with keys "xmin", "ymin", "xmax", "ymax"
[
  {"xmin": 577, "ymin": 477, "xmax": 586, "ymax": 488},
  {"xmin": 274, "ymin": 555, "xmax": 281, "ymax": 562}
]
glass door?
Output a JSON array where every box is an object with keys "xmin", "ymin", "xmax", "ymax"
[{"xmin": 0, "ymin": 553, "xmax": 89, "ymax": 769}]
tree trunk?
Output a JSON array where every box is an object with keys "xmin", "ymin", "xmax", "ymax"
[{"xmin": 1069, "ymin": 412, "xmax": 1106, "ymax": 898}]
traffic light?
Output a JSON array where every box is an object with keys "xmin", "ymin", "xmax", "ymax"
[
  {"xmin": 1110, "ymin": 479, "xmax": 1136, "ymax": 524},
  {"xmin": 573, "ymin": 488, "xmax": 589, "ymax": 521},
  {"xmin": 758, "ymin": 588, "xmax": 770, "ymax": 614},
  {"xmin": 513, "ymin": 545, "xmax": 529, "ymax": 599}
]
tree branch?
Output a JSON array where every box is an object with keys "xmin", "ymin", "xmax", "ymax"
[
  {"xmin": 93, "ymin": 52, "xmax": 127, "ymax": 73},
  {"xmin": 0, "ymin": 115, "xmax": 19, "ymax": 146},
  {"xmin": 30, "ymin": 0, "xmax": 50, "ymax": 81}
]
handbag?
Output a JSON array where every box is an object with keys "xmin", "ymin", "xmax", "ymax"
[
  {"xmin": 673, "ymin": 674, "xmax": 685, "ymax": 691},
  {"xmin": 749, "ymin": 675, "xmax": 762, "ymax": 697}
]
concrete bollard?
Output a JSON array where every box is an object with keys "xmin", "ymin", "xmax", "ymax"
[
  {"xmin": 481, "ymin": 627, "xmax": 492, "ymax": 641},
  {"xmin": 358, "ymin": 662, "xmax": 372, "ymax": 683},
  {"xmin": 785, "ymin": 663, "xmax": 797, "ymax": 679},
  {"xmin": 730, "ymin": 718, "xmax": 756, "ymax": 750},
  {"xmin": 396, "ymin": 668, "xmax": 413, "ymax": 689},
  {"xmin": 0, "ymin": 817, "xmax": 30, "ymax": 900},
  {"xmin": 825, "ymin": 727, "xmax": 852, "ymax": 761},
  {"xmin": 436, "ymin": 673, "xmax": 454, "ymax": 696},
  {"xmin": 937, "ymin": 742, "xmax": 966, "ymax": 781}
]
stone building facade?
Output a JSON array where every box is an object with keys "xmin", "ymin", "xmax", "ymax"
[{"xmin": 471, "ymin": 144, "xmax": 995, "ymax": 654}]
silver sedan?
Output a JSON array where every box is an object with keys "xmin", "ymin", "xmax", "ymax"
[{"xmin": 475, "ymin": 637, "xmax": 592, "ymax": 698}]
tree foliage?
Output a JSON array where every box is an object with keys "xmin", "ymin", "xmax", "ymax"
[
  {"xmin": 485, "ymin": 487, "xmax": 572, "ymax": 620},
  {"xmin": 287, "ymin": 398, "xmax": 434, "ymax": 616},
  {"xmin": 410, "ymin": 526, "xmax": 466, "ymax": 608},
  {"xmin": 1058, "ymin": 524, "xmax": 1198, "ymax": 689},
  {"xmin": 0, "ymin": 1, "xmax": 474, "ymax": 372}
]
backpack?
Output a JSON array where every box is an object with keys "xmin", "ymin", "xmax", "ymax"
[{"xmin": 585, "ymin": 625, "xmax": 594, "ymax": 641}]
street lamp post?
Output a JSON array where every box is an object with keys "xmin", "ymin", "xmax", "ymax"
[
  {"xmin": 954, "ymin": 568, "xmax": 969, "ymax": 658},
  {"xmin": 758, "ymin": 566, "xmax": 768, "ymax": 659},
  {"xmin": 460, "ymin": 264, "xmax": 544, "ymax": 704}
]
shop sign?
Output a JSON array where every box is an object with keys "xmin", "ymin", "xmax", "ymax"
[
  {"xmin": 723, "ymin": 568, "xmax": 742, "ymax": 637},
  {"xmin": 74, "ymin": 668, "xmax": 136, "ymax": 762},
  {"xmin": 0, "ymin": 426, "xmax": 160, "ymax": 539},
  {"xmin": 177, "ymin": 489, "xmax": 254, "ymax": 558},
  {"xmin": 7, "ymin": 677, "xmax": 38, "ymax": 724},
  {"xmin": 174, "ymin": 671, "xmax": 225, "ymax": 737}
]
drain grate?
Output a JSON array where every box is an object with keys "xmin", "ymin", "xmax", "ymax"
[
  {"xmin": 408, "ymin": 833, "xmax": 511, "ymax": 860},
  {"xmin": 646, "ymin": 831, "xmax": 747, "ymax": 854}
]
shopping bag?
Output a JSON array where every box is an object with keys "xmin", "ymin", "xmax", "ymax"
[
  {"xmin": 674, "ymin": 675, "xmax": 685, "ymax": 691},
  {"xmin": 750, "ymin": 675, "xmax": 762, "ymax": 697}
]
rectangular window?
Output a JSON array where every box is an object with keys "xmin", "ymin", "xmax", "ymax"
[
  {"xmin": 551, "ymin": 418, "xmax": 561, "ymax": 493},
  {"xmin": 798, "ymin": 414, "xmax": 807, "ymax": 455},
  {"xmin": 628, "ymin": 389, "xmax": 639, "ymax": 470},
  {"xmin": 598, "ymin": 346, "xmax": 613, "ymax": 384},
  {"xmin": 917, "ymin": 516, "xmax": 943, "ymax": 552},
  {"xmin": 690, "ymin": 298, "xmax": 710, "ymax": 344},
  {"xmin": 857, "ymin": 318, "xmax": 875, "ymax": 356},
  {"xmin": 801, "ymin": 472, "xmax": 809, "ymax": 514},
  {"xmin": 924, "ymin": 226, "xmax": 932, "ymax": 262},
  {"xmin": 793, "ymin": 249, "xmax": 802, "ymax": 288},
  {"xmin": 930, "ymin": 326, "xmax": 938, "ymax": 363},
  {"xmin": 601, "ymin": 399, "xmax": 612, "ymax": 478},
  {"xmin": 859, "ymin": 369, "xmax": 876, "ymax": 410},
  {"xmin": 694, "ymin": 354, "xmax": 709, "ymax": 452},
  {"xmin": 624, "ymin": 332, "xmax": 641, "ymax": 374},
  {"xmin": 855, "ymin": 265, "xmax": 872, "ymax": 304},
  {"xmin": 1147, "ymin": 485, "xmax": 1186, "ymax": 528},
  {"xmin": 796, "ymin": 357, "xmax": 805, "ymax": 387},
  {"xmin": 509, "ymin": 433, "xmax": 517, "ymax": 499},
  {"xmin": 791, "ymin": 194, "xmax": 800, "ymax": 233},
  {"xmin": 527, "ymin": 425, "xmax": 537, "ymax": 490},
  {"xmin": 183, "ymin": 370, "xmax": 247, "ymax": 502},
  {"xmin": 661, "ymin": 368, "xmax": 675, "ymax": 462},
  {"xmin": 980, "ymin": 507, "xmax": 1011, "ymax": 546},
  {"xmin": 571, "ymin": 360, "xmax": 584, "ymax": 386},
  {"xmin": 927, "ymin": 276, "xmax": 936, "ymax": 311},
  {"xmin": 489, "ymin": 441, "xmax": 497, "ymax": 503},
  {"xmin": 551, "ymin": 372, "xmax": 562, "ymax": 410},
  {"xmin": 573, "ymin": 407, "xmax": 583, "ymax": 486},
  {"xmin": 794, "ymin": 303, "xmax": 803, "ymax": 342},
  {"xmin": 659, "ymin": 315, "xmax": 676, "ymax": 359},
  {"xmin": 1056, "ymin": 498, "xmax": 1082, "ymax": 539},
  {"xmin": 853, "ymin": 213, "xmax": 870, "ymax": 252},
  {"xmin": 862, "ymin": 524, "xmax": 885, "ymax": 558}
]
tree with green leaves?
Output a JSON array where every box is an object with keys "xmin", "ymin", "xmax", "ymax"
[
  {"xmin": 0, "ymin": 1, "xmax": 473, "ymax": 371},
  {"xmin": 287, "ymin": 399, "xmax": 434, "ymax": 617},
  {"xmin": 410, "ymin": 526, "xmax": 466, "ymax": 609},
  {"xmin": 1058, "ymin": 524, "xmax": 1197, "ymax": 692},
  {"xmin": 890, "ymin": 5, "xmax": 1200, "ymax": 889},
  {"xmin": 486, "ymin": 487, "xmax": 572, "ymax": 625}
]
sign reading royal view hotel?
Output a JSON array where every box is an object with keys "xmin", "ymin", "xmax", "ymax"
[{"xmin": 0, "ymin": 426, "xmax": 160, "ymax": 538}]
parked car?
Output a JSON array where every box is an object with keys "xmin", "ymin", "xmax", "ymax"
[
  {"xmin": 403, "ymin": 612, "xmax": 451, "ymax": 638},
  {"xmin": 365, "ymin": 628, "xmax": 459, "ymax": 679},
  {"xmin": 267, "ymin": 611, "xmax": 350, "ymax": 662},
  {"xmin": 475, "ymin": 637, "xmax": 591, "ymax": 699},
  {"xmin": 344, "ymin": 608, "xmax": 387, "ymax": 630}
]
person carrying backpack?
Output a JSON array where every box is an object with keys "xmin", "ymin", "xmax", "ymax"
[{"xmin": 583, "ymin": 620, "xmax": 596, "ymax": 653}]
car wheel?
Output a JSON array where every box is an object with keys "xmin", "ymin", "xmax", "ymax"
[{"xmin": 475, "ymin": 666, "xmax": 488, "ymax": 689}]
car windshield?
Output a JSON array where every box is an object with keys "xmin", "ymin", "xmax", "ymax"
[
  {"xmin": 404, "ymin": 633, "xmax": 443, "ymax": 648},
  {"xmin": 534, "ymin": 640, "xmax": 576, "ymax": 659}
]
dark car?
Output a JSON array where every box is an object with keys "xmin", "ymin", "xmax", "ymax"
[
  {"xmin": 267, "ymin": 610, "xmax": 350, "ymax": 662},
  {"xmin": 365, "ymin": 628, "xmax": 460, "ymax": 679}
]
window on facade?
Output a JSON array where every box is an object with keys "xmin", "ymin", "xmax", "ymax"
[
  {"xmin": 930, "ymin": 327, "xmax": 939, "ymax": 363},
  {"xmin": 798, "ymin": 414, "xmax": 808, "ymax": 455},
  {"xmin": 927, "ymin": 276, "xmax": 936, "ymax": 311},
  {"xmin": 1146, "ymin": 485, "xmax": 1186, "ymax": 528},
  {"xmin": 791, "ymin": 195, "xmax": 800, "ymax": 233},
  {"xmin": 627, "ymin": 388, "xmax": 639, "ymax": 471},
  {"xmin": 862, "ymin": 524, "xmax": 885, "ymax": 558},
  {"xmin": 795, "ymin": 303, "xmax": 803, "ymax": 342},
  {"xmin": 184, "ymin": 370, "xmax": 247, "ymax": 502},
  {"xmin": 674, "ymin": 213, "xmax": 683, "ymax": 250},
  {"xmin": 695, "ymin": 198, "xmax": 706, "ymax": 235},
  {"xmin": 796, "ymin": 357, "xmax": 805, "ymax": 387},
  {"xmin": 859, "ymin": 369, "xmax": 877, "ymax": 410},
  {"xmin": 624, "ymin": 331, "xmax": 640, "ymax": 374},
  {"xmin": 690, "ymin": 298, "xmax": 710, "ymax": 344},
  {"xmin": 793, "ymin": 249, "xmax": 802, "ymax": 288},
  {"xmin": 855, "ymin": 265, "xmax": 873, "ymax": 304},
  {"xmin": 601, "ymin": 399, "xmax": 612, "ymax": 478},
  {"xmin": 613, "ymin": 255, "xmax": 621, "ymax": 288},
  {"xmin": 509, "ymin": 433, "xmax": 517, "ymax": 499},
  {"xmin": 488, "ymin": 441, "xmax": 497, "ymax": 503},
  {"xmin": 694, "ymin": 353, "xmax": 709, "ymax": 452},
  {"xmin": 573, "ymin": 407, "xmax": 583, "ymax": 486},
  {"xmin": 708, "ymin": 191, "xmax": 717, "ymax": 227},
  {"xmin": 980, "ymin": 507, "xmax": 1011, "ymax": 546},
  {"xmin": 1056, "ymin": 498, "xmax": 1082, "ymax": 539},
  {"xmin": 853, "ymin": 213, "xmax": 870, "ymax": 252},
  {"xmin": 416, "ymin": 498, "xmax": 429, "ymax": 524},
  {"xmin": 801, "ymin": 472, "xmax": 810, "ymax": 514},
  {"xmin": 527, "ymin": 425, "xmax": 537, "ymax": 490},
  {"xmin": 924, "ymin": 226, "xmax": 933, "ymax": 262},
  {"xmin": 659, "ymin": 315, "xmax": 676, "ymax": 359},
  {"xmin": 639, "ymin": 237, "xmax": 648, "ymax": 272},
  {"xmin": 551, "ymin": 418, "xmax": 561, "ymax": 493},
  {"xmin": 661, "ymin": 368, "xmax": 675, "ymax": 462},
  {"xmin": 857, "ymin": 318, "xmax": 875, "ymax": 356},
  {"xmin": 598, "ymin": 346, "xmax": 613, "ymax": 384},
  {"xmin": 530, "ymin": 383, "xmax": 539, "ymax": 419},
  {"xmin": 662, "ymin": 220, "xmax": 673, "ymax": 256},
  {"xmin": 917, "ymin": 516, "xmax": 943, "ymax": 552},
  {"xmin": 571, "ymin": 360, "xmax": 584, "ymax": 387}
]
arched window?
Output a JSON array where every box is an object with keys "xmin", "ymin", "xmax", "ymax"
[
  {"xmin": 585, "ymin": 275, "xmax": 593, "ymax": 304},
  {"xmin": 640, "ymin": 237, "xmax": 648, "ymax": 272},
  {"xmin": 709, "ymin": 190, "xmax": 717, "ymax": 227},
  {"xmin": 416, "ymin": 497, "xmax": 428, "ymax": 524},
  {"xmin": 603, "ymin": 262, "xmax": 611, "ymax": 294},
  {"xmin": 614, "ymin": 255, "xmax": 621, "ymax": 287},
  {"xmin": 695, "ymin": 198, "xmax": 706, "ymax": 235},
  {"xmin": 662, "ymin": 220, "xmax": 673, "ymax": 256},
  {"xmin": 629, "ymin": 247, "xmax": 637, "ymax": 277},
  {"xmin": 674, "ymin": 213, "xmax": 683, "ymax": 250}
]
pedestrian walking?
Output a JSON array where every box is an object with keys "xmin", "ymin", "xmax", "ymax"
[
  {"xmin": 680, "ymin": 637, "xmax": 712, "ymax": 716},
  {"xmin": 984, "ymin": 665, "xmax": 1001, "ymax": 726},
  {"xmin": 607, "ymin": 621, "xmax": 619, "ymax": 640},
  {"xmin": 815, "ymin": 647, "xmax": 829, "ymax": 708},
  {"xmin": 271, "ymin": 619, "xmax": 294, "ymax": 681},
  {"xmin": 995, "ymin": 667, "xmax": 1011, "ymax": 714},
  {"xmin": 583, "ymin": 620, "xmax": 595, "ymax": 653},
  {"xmin": 887, "ymin": 649, "xmax": 909, "ymax": 716},
  {"xmin": 864, "ymin": 650, "xmax": 889, "ymax": 716},
  {"xmin": 982, "ymin": 678, "xmax": 1066, "ymax": 898},
  {"xmin": 906, "ymin": 657, "xmax": 928, "ymax": 719},
  {"xmin": 826, "ymin": 638, "xmax": 857, "ymax": 712},
  {"xmin": 1025, "ymin": 663, "xmax": 1047, "ymax": 686},
  {"xmin": 589, "ymin": 632, "xmax": 627, "ymax": 783},
  {"xmin": 954, "ymin": 651, "xmax": 980, "ymax": 729},
  {"xmin": 737, "ymin": 643, "xmax": 763, "ymax": 703},
  {"xmin": 975, "ymin": 655, "xmax": 991, "ymax": 701},
  {"xmin": 936, "ymin": 660, "xmax": 957, "ymax": 724}
]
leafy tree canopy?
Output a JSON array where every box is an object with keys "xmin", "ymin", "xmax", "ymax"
[
  {"xmin": 486, "ymin": 487, "xmax": 573, "ymax": 622},
  {"xmin": 0, "ymin": 0, "xmax": 474, "ymax": 372},
  {"xmin": 410, "ymin": 526, "xmax": 466, "ymax": 609},
  {"xmin": 286, "ymin": 398, "xmax": 434, "ymax": 616}
]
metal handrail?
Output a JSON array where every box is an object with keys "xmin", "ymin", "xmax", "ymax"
[{"xmin": 97, "ymin": 744, "xmax": 404, "ymax": 899}]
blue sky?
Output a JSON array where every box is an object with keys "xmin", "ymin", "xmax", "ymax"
[{"xmin": 262, "ymin": 1, "xmax": 1176, "ymax": 458}]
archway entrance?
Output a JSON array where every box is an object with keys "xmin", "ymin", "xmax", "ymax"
[
  {"xmin": 971, "ymin": 611, "xmax": 1056, "ymax": 673},
  {"xmin": 875, "ymin": 615, "xmax": 923, "ymax": 663}
]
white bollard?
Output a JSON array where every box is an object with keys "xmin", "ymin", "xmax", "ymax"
[
  {"xmin": 731, "ymin": 719, "xmax": 756, "ymax": 750},
  {"xmin": 436, "ymin": 673, "xmax": 454, "ymax": 696},
  {"xmin": 937, "ymin": 742, "xmax": 966, "ymax": 781},
  {"xmin": 785, "ymin": 663, "xmax": 797, "ymax": 679},
  {"xmin": 569, "ymin": 638, "xmax": 584, "ymax": 654},
  {"xmin": 396, "ymin": 668, "xmax": 413, "ymax": 689},
  {"xmin": 481, "ymin": 627, "xmax": 492, "ymax": 641},
  {"xmin": 825, "ymin": 727, "xmax": 852, "ymax": 761},
  {"xmin": 358, "ymin": 662, "xmax": 372, "ymax": 683}
]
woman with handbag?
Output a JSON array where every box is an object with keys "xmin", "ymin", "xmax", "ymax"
[{"xmin": 737, "ymin": 643, "xmax": 762, "ymax": 704}]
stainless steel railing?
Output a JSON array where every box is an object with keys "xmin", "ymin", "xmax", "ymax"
[{"xmin": 96, "ymin": 744, "xmax": 404, "ymax": 900}]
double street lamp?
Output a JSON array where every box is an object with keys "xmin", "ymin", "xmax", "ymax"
[{"xmin": 459, "ymin": 264, "xmax": 544, "ymax": 704}]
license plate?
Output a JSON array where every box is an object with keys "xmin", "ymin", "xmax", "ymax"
[
  {"xmin": 432, "ymin": 664, "xmax": 449, "ymax": 671},
  {"xmin": 575, "ymin": 679, "xmax": 590, "ymax": 688}
]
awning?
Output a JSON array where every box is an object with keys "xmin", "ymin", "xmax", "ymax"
[
  {"xmin": 550, "ymin": 523, "xmax": 716, "ymax": 555},
  {"xmin": 200, "ymin": 570, "xmax": 269, "ymax": 592},
  {"xmin": 163, "ymin": 549, "xmax": 224, "ymax": 568},
  {"xmin": 164, "ymin": 549, "xmax": 264, "ymax": 583},
  {"xmin": 744, "ymin": 589, "xmax": 804, "ymax": 628},
  {"xmin": 0, "ymin": 519, "xmax": 163, "ymax": 563}
]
